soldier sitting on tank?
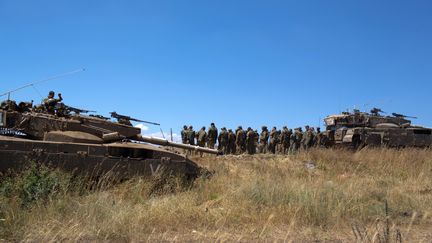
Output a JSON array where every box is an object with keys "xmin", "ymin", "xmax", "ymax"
[{"xmin": 43, "ymin": 91, "xmax": 63, "ymax": 115}]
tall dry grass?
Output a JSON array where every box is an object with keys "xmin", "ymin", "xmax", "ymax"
[{"xmin": 1, "ymin": 148, "xmax": 431, "ymax": 241}]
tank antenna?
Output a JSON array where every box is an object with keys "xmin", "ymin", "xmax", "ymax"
[{"xmin": 0, "ymin": 68, "xmax": 85, "ymax": 99}]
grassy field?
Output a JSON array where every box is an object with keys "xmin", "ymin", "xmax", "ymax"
[{"xmin": 1, "ymin": 148, "xmax": 432, "ymax": 242}]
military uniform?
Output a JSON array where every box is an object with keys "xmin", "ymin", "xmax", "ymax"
[
  {"xmin": 197, "ymin": 127, "xmax": 207, "ymax": 147},
  {"xmin": 181, "ymin": 125, "xmax": 189, "ymax": 144},
  {"xmin": 301, "ymin": 126, "xmax": 309, "ymax": 150},
  {"xmin": 235, "ymin": 126, "xmax": 245, "ymax": 154},
  {"xmin": 227, "ymin": 129, "xmax": 236, "ymax": 154},
  {"xmin": 289, "ymin": 129, "xmax": 296, "ymax": 153},
  {"xmin": 276, "ymin": 130, "xmax": 282, "ymax": 154},
  {"xmin": 304, "ymin": 128, "xmax": 315, "ymax": 150},
  {"xmin": 246, "ymin": 128, "xmax": 256, "ymax": 155},
  {"xmin": 259, "ymin": 126, "xmax": 269, "ymax": 153},
  {"xmin": 187, "ymin": 126, "xmax": 196, "ymax": 146},
  {"xmin": 218, "ymin": 127, "xmax": 229, "ymax": 154},
  {"xmin": 281, "ymin": 126, "xmax": 291, "ymax": 154},
  {"xmin": 253, "ymin": 130, "xmax": 259, "ymax": 154},
  {"xmin": 295, "ymin": 128, "xmax": 303, "ymax": 151},
  {"xmin": 207, "ymin": 123, "xmax": 218, "ymax": 149},
  {"xmin": 43, "ymin": 91, "xmax": 63, "ymax": 115},
  {"xmin": 269, "ymin": 127, "xmax": 277, "ymax": 154}
]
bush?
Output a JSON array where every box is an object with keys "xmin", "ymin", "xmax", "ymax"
[{"xmin": 0, "ymin": 162, "xmax": 71, "ymax": 207}]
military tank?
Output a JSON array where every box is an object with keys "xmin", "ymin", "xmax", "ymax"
[
  {"xmin": 323, "ymin": 108, "xmax": 432, "ymax": 148},
  {"xmin": 0, "ymin": 98, "xmax": 218, "ymax": 180}
]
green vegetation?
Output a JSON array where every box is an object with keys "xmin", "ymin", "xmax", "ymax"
[{"xmin": 1, "ymin": 148, "xmax": 431, "ymax": 241}]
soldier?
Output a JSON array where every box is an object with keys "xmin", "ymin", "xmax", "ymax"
[
  {"xmin": 301, "ymin": 125, "xmax": 310, "ymax": 150},
  {"xmin": 187, "ymin": 126, "xmax": 196, "ymax": 146},
  {"xmin": 181, "ymin": 125, "xmax": 189, "ymax": 144},
  {"xmin": 269, "ymin": 127, "xmax": 278, "ymax": 154},
  {"xmin": 259, "ymin": 126, "xmax": 269, "ymax": 153},
  {"xmin": 218, "ymin": 127, "xmax": 229, "ymax": 154},
  {"xmin": 315, "ymin": 127, "xmax": 322, "ymax": 147},
  {"xmin": 253, "ymin": 129, "xmax": 259, "ymax": 154},
  {"xmin": 246, "ymin": 127, "xmax": 256, "ymax": 155},
  {"xmin": 276, "ymin": 130, "xmax": 282, "ymax": 154},
  {"xmin": 289, "ymin": 129, "xmax": 296, "ymax": 153},
  {"xmin": 197, "ymin": 126, "xmax": 207, "ymax": 157},
  {"xmin": 207, "ymin": 123, "xmax": 218, "ymax": 149},
  {"xmin": 197, "ymin": 126, "xmax": 207, "ymax": 147},
  {"xmin": 227, "ymin": 129, "xmax": 236, "ymax": 154},
  {"xmin": 305, "ymin": 127, "xmax": 315, "ymax": 150},
  {"xmin": 43, "ymin": 91, "xmax": 63, "ymax": 115},
  {"xmin": 281, "ymin": 126, "xmax": 291, "ymax": 154},
  {"xmin": 295, "ymin": 127, "xmax": 303, "ymax": 151},
  {"xmin": 235, "ymin": 126, "xmax": 245, "ymax": 154}
]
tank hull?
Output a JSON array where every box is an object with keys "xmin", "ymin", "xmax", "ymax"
[
  {"xmin": 330, "ymin": 127, "xmax": 432, "ymax": 148},
  {"xmin": 0, "ymin": 136, "xmax": 202, "ymax": 180}
]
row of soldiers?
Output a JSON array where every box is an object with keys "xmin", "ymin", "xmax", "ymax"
[{"xmin": 181, "ymin": 123, "xmax": 328, "ymax": 155}]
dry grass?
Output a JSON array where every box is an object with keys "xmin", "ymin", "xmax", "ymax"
[{"xmin": 1, "ymin": 148, "xmax": 432, "ymax": 242}]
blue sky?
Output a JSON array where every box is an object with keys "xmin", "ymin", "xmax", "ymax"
[{"xmin": 1, "ymin": 0, "xmax": 431, "ymax": 138}]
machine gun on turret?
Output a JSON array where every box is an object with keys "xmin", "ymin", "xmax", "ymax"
[
  {"xmin": 392, "ymin": 113, "xmax": 417, "ymax": 119},
  {"xmin": 64, "ymin": 105, "xmax": 96, "ymax": 115},
  {"xmin": 370, "ymin": 107, "xmax": 385, "ymax": 116},
  {"xmin": 110, "ymin": 111, "xmax": 160, "ymax": 126}
]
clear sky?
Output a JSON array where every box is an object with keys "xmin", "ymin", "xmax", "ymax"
[{"xmin": 1, "ymin": 0, "xmax": 431, "ymax": 139}]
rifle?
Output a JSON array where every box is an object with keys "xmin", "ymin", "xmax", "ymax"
[{"xmin": 110, "ymin": 111, "xmax": 160, "ymax": 126}]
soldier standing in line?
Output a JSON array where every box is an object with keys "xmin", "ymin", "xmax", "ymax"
[
  {"xmin": 301, "ymin": 125, "xmax": 310, "ymax": 150},
  {"xmin": 207, "ymin": 123, "xmax": 218, "ymax": 149},
  {"xmin": 253, "ymin": 129, "xmax": 259, "ymax": 154},
  {"xmin": 259, "ymin": 126, "xmax": 269, "ymax": 153},
  {"xmin": 197, "ymin": 126, "xmax": 207, "ymax": 157},
  {"xmin": 289, "ymin": 129, "xmax": 296, "ymax": 153},
  {"xmin": 197, "ymin": 126, "xmax": 207, "ymax": 147},
  {"xmin": 295, "ymin": 127, "xmax": 303, "ymax": 151},
  {"xmin": 305, "ymin": 127, "xmax": 315, "ymax": 150},
  {"xmin": 188, "ymin": 126, "xmax": 196, "ymax": 146},
  {"xmin": 228, "ymin": 129, "xmax": 236, "ymax": 154},
  {"xmin": 218, "ymin": 127, "xmax": 229, "ymax": 154},
  {"xmin": 269, "ymin": 126, "xmax": 277, "ymax": 154},
  {"xmin": 181, "ymin": 125, "xmax": 189, "ymax": 144},
  {"xmin": 235, "ymin": 126, "xmax": 245, "ymax": 154},
  {"xmin": 186, "ymin": 126, "xmax": 196, "ymax": 156},
  {"xmin": 246, "ymin": 127, "xmax": 256, "ymax": 155},
  {"xmin": 281, "ymin": 126, "xmax": 291, "ymax": 154},
  {"xmin": 315, "ymin": 127, "xmax": 322, "ymax": 147},
  {"xmin": 276, "ymin": 129, "xmax": 282, "ymax": 154}
]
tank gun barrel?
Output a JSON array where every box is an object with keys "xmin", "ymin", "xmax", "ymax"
[{"xmin": 136, "ymin": 135, "xmax": 220, "ymax": 155}]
